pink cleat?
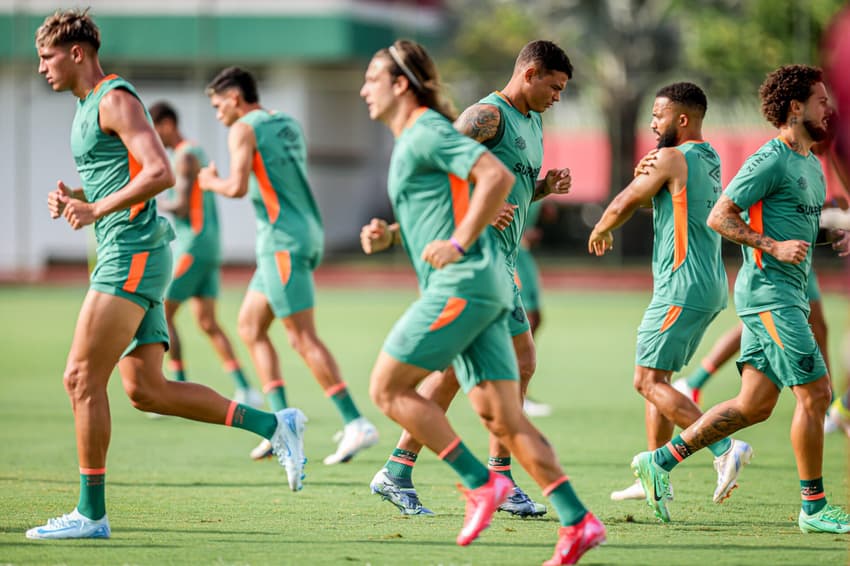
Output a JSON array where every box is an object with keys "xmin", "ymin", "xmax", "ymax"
[
  {"xmin": 543, "ymin": 512, "xmax": 606, "ymax": 565},
  {"xmin": 456, "ymin": 471, "xmax": 513, "ymax": 546}
]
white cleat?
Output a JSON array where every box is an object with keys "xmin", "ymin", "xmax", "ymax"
[
  {"xmin": 713, "ymin": 439, "xmax": 752, "ymax": 503},
  {"xmin": 323, "ymin": 416, "xmax": 379, "ymax": 465},
  {"xmin": 270, "ymin": 408, "xmax": 308, "ymax": 491},
  {"xmin": 611, "ymin": 478, "xmax": 673, "ymax": 501},
  {"xmin": 26, "ymin": 508, "xmax": 110, "ymax": 540},
  {"xmin": 250, "ymin": 438, "xmax": 273, "ymax": 460},
  {"xmin": 523, "ymin": 398, "xmax": 553, "ymax": 417},
  {"xmin": 672, "ymin": 377, "xmax": 701, "ymax": 407},
  {"xmin": 826, "ymin": 400, "xmax": 850, "ymax": 438},
  {"xmin": 234, "ymin": 388, "xmax": 265, "ymax": 409}
]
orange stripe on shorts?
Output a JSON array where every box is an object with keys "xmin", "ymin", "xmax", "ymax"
[
  {"xmin": 659, "ymin": 305, "xmax": 682, "ymax": 333},
  {"xmin": 275, "ymin": 250, "xmax": 292, "ymax": 286},
  {"xmin": 429, "ymin": 297, "xmax": 467, "ymax": 331},
  {"xmin": 173, "ymin": 253, "xmax": 194, "ymax": 279},
  {"xmin": 758, "ymin": 311, "xmax": 785, "ymax": 350},
  {"xmin": 122, "ymin": 251, "xmax": 150, "ymax": 293}
]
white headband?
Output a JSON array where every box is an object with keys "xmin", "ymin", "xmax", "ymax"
[{"xmin": 388, "ymin": 45, "xmax": 422, "ymax": 91}]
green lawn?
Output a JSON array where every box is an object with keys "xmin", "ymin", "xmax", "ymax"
[{"xmin": 0, "ymin": 285, "xmax": 847, "ymax": 565}]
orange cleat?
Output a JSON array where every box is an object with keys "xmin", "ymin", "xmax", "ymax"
[
  {"xmin": 456, "ymin": 471, "xmax": 513, "ymax": 546},
  {"xmin": 543, "ymin": 512, "xmax": 606, "ymax": 565}
]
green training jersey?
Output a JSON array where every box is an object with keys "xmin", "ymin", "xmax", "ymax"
[
  {"xmin": 651, "ymin": 141, "xmax": 727, "ymax": 311},
  {"xmin": 478, "ymin": 92, "xmax": 544, "ymax": 269},
  {"xmin": 388, "ymin": 108, "xmax": 511, "ymax": 306},
  {"xmin": 70, "ymin": 74, "xmax": 174, "ymax": 257},
  {"xmin": 238, "ymin": 109, "xmax": 323, "ymax": 259},
  {"xmin": 724, "ymin": 137, "xmax": 826, "ymax": 315},
  {"xmin": 169, "ymin": 141, "xmax": 220, "ymax": 261}
]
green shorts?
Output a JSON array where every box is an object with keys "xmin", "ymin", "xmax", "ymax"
[
  {"xmin": 382, "ymin": 292, "xmax": 519, "ymax": 394},
  {"xmin": 806, "ymin": 269, "xmax": 821, "ymax": 302},
  {"xmin": 89, "ymin": 246, "xmax": 171, "ymax": 356},
  {"xmin": 635, "ymin": 302, "xmax": 720, "ymax": 372},
  {"xmin": 737, "ymin": 307, "xmax": 827, "ymax": 389},
  {"xmin": 515, "ymin": 246, "xmax": 542, "ymax": 312},
  {"xmin": 164, "ymin": 252, "xmax": 220, "ymax": 302},
  {"xmin": 507, "ymin": 277, "xmax": 531, "ymax": 337},
  {"xmin": 249, "ymin": 250, "xmax": 316, "ymax": 318}
]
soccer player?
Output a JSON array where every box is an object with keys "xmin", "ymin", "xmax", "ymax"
[
  {"xmin": 367, "ymin": 40, "xmax": 573, "ymax": 519},
  {"xmin": 199, "ymin": 67, "xmax": 378, "ymax": 465},
  {"xmin": 631, "ymin": 65, "xmax": 850, "ymax": 532},
  {"xmin": 149, "ymin": 101, "xmax": 262, "ymax": 407},
  {"xmin": 360, "ymin": 39, "xmax": 604, "ymax": 564},
  {"xmin": 589, "ymin": 82, "xmax": 752, "ymax": 517},
  {"xmin": 27, "ymin": 9, "xmax": 306, "ymax": 540}
]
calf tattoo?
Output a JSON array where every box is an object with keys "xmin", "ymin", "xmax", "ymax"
[{"xmin": 688, "ymin": 408, "xmax": 749, "ymax": 449}]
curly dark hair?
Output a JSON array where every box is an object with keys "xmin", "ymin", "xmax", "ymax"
[
  {"xmin": 759, "ymin": 65, "xmax": 823, "ymax": 128},
  {"xmin": 206, "ymin": 67, "xmax": 259, "ymax": 104},
  {"xmin": 655, "ymin": 82, "xmax": 707, "ymax": 117}
]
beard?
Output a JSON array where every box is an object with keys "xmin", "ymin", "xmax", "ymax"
[
  {"xmin": 803, "ymin": 118, "xmax": 829, "ymax": 142},
  {"xmin": 656, "ymin": 125, "xmax": 678, "ymax": 149}
]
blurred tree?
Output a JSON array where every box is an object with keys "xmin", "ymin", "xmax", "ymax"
[{"xmin": 673, "ymin": 0, "xmax": 845, "ymax": 101}]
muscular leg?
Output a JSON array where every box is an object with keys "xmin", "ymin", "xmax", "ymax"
[
  {"xmin": 633, "ymin": 366, "xmax": 703, "ymax": 429},
  {"xmin": 164, "ymin": 299, "xmax": 185, "ymax": 380},
  {"xmin": 489, "ymin": 330, "xmax": 535, "ymax": 459},
  {"xmin": 237, "ymin": 291, "xmax": 280, "ymax": 391},
  {"xmin": 191, "ymin": 296, "xmax": 242, "ymax": 365},
  {"xmin": 394, "ymin": 368, "xmax": 461, "ymax": 454},
  {"xmin": 282, "ymin": 308, "xmax": 342, "ymax": 390},
  {"xmin": 679, "ymin": 365, "xmax": 779, "ymax": 450},
  {"xmin": 645, "ymin": 399, "xmax": 674, "ymax": 451},
  {"xmin": 789, "ymin": 375, "xmax": 832, "ymax": 479}
]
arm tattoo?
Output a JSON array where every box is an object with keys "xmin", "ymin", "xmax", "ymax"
[
  {"xmin": 455, "ymin": 105, "xmax": 500, "ymax": 143},
  {"xmin": 686, "ymin": 408, "xmax": 750, "ymax": 450}
]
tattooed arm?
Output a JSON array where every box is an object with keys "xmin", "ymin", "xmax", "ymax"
[
  {"xmin": 454, "ymin": 103, "xmax": 501, "ymax": 144},
  {"xmin": 708, "ymin": 195, "xmax": 810, "ymax": 264}
]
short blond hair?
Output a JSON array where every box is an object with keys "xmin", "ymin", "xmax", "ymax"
[{"xmin": 35, "ymin": 9, "xmax": 100, "ymax": 51}]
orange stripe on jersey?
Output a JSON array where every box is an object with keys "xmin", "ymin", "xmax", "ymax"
[
  {"xmin": 122, "ymin": 251, "xmax": 150, "ymax": 293},
  {"xmin": 91, "ymin": 73, "xmax": 118, "ymax": 96},
  {"xmin": 514, "ymin": 270, "xmax": 522, "ymax": 290},
  {"xmin": 671, "ymin": 187, "xmax": 688, "ymax": 271},
  {"xmin": 189, "ymin": 177, "xmax": 203, "ymax": 233},
  {"xmin": 274, "ymin": 250, "xmax": 292, "ymax": 286},
  {"xmin": 429, "ymin": 297, "xmax": 467, "ymax": 331},
  {"xmin": 127, "ymin": 152, "xmax": 145, "ymax": 221},
  {"xmin": 758, "ymin": 311, "xmax": 785, "ymax": 349},
  {"xmin": 252, "ymin": 151, "xmax": 281, "ymax": 224},
  {"xmin": 404, "ymin": 106, "xmax": 428, "ymax": 130},
  {"xmin": 749, "ymin": 201, "xmax": 764, "ymax": 269},
  {"xmin": 173, "ymin": 253, "xmax": 194, "ymax": 279},
  {"xmin": 659, "ymin": 305, "xmax": 682, "ymax": 333},
  {"xmin": 448, "ymin": 174, "xmax": 470, "ymax": 227}
]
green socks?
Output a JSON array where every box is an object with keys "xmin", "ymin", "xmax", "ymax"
[
  {"xmin": 439, "ymin": 438, "xmax": 489, "ymax": 489},
  {"xmin": 685, "ymin": 364, "xmax": 713, "ymax": 390},
  {"xmin": 77, "ymin": 468, "xmax": 106, "ymax": 520},
  {"xmin": 326, "ymin": 383, "xmax": 361, "ymax": 424},
  {"xmin": 224, "ymin": 402, "xmax": 277, "ymax": 439},
  {"xmin": 545, "ymin": 477, "xmax": 587, "ymax": 526},
  {"xmin": 801, "ymin": 478, "xmax": 827, "ymax": 515},
  {"xmin": 488, "ymin": 456, "xmax": 515, "ymax": 483},
  {"xmin": 264, "ymin": 380, "xmax": 287, "ymax": 412},
  {"xmin": 653, "ymin": 434, "xmax": 692, "ymax": 471},
  {"xmin": 169, "ymin": 360, "xmax": 186, "ymax": 382},
  {"xmin": 707, "ymin": 437, "xmax": 732, "ymax": 458},
  {"xmin": 224, "ymin": 360, "xmax": 250, "ymax": 390},
  {"xmin": 386, "ymin": 448, "xmax": 418, "ymax": 486}
]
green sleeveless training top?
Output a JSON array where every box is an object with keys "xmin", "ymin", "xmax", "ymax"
[
  {"xmin": 169, "ymin": 141, "xmax": 220, "ymax": 261},
  {"xmin": 650, "ymin": 141, "xmax": 728, "ymax": 311},
  {"xmin": 724, "ymin": 137, "xmax": 826, "ymax": 315},
  {"xmin": 478, "ymin": 92, "xmax": 544, "ymax": 268},
  {"xmin": 70, "ymin": 74, "xmax": 174, "ymax": 256},
  {"xmin": 388, "ymin": 107, "xmax": 511, "ymax": 306},
  {"xmin": 238, "ymin": 109, "xmax": 323, "ymax": 259}
]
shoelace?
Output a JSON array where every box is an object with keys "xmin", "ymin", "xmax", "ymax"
[{"xmin": 820, "ymin": 505, "xmax": 850, "ymax": 522}]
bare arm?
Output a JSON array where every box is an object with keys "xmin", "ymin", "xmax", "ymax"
[
  {"xmin": 588, "ymin": 148, "xmax": 683, "ymax": 256},
  {"xmin": 57, "ymin": 89, "xmax": 174, "ymax": 229},
  {"xmin": 199, "ymin": 122, "xmax": 255, "ymax": 198},
  {"xmin": 454, "ymin": 103, "xmax": 501, "ymax": 143},
  {"xmin": 421, "ymin": 151, "xmax": 514, "ymax": 268},
  {"xmin": 707, "ymin": 195, "xmax": 809, "ymax": 264},
  {"xmin": 158, "ymin": 151, "xmax": 199, "ymax": 217}
]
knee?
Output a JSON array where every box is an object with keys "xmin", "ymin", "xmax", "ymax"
[
  {"xmin": 369, "ymin": 379, "xmax": 394, "ymax": 417},
  {"xmin": 63, "ymin": 361, "xmax": 95, "ymax": 400},
  {"xmin": 518, "ymin": 354, "xmax": 536, "ymax": 385},
  {"xmin": 632, "ymin": 373, "xmax": 651, "ymax": 397},
  {"xmin": 237, "ymin": 316, "xmax": 262, "ymax": 345},
  {"xmin": 197, "ymin": 315, "xmax": 219, "ymax": 336},
  {"xmin": 802, "ymin": 381, "xmax": 833, "ymax": 415},
  {"xmin": 123, "ymin": 379, "xmax": 158, "ymax": 412}
]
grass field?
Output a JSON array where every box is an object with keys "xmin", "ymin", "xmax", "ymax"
[{"xmin": 1, "ymin": 284, "xmax": 848, "ymax": 565}]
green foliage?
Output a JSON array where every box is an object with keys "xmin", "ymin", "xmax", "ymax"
[
  {"xmin": 0, "ymin": 285, "xmax": 848, "ymax": 564},
  {"xmin": 674, "ymin": 0, "xmax": 846, "ymax": 100}
]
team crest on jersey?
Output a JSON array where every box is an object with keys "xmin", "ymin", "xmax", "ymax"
[
  {"xmin": 796, "ymin": 176, "xmax": 808, "ymax": 190},
  {"xmin": 798, "ymin": 354, "xmax": 815, "ymax": 373},
  {"xmin": 80, "ymin": 120, "xmax": 90, "ymax": 139},
  {"xmin": 281, "ymin": 126, "xmax": 298, "ymax": 142},
  {"xmin": 515, "ymin": 136, "xmax": 526, "ymax": 150},
  {"xmin": 709, "ymin": 165, "xmax": 721, "ymax": 183}
]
